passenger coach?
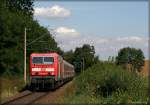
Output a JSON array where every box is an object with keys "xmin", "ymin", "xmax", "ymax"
[{"xmin": 30, "ymin": 52, "xmax": 75, "ymax": 90}]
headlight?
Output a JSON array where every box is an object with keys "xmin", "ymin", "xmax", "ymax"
[
  {"xmin": 32, "ymin": 68, "xmax": 41, "ymax": 71},
  {"xmin": 45, "ymin": 68, "xmax": 54, "ymax": 71}
]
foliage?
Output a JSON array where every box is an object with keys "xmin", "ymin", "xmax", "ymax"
[
  {"xmin": 63, "ymin": 44, "xmax": 99, "ymax": 74},
  {"xmin": 6, "ymin": 0, "xmax": 34, "ymax": 16},
  {"xmin": 65, "ymin": 62, "xmax": 149, "ymax": 104},
  {"xmin": 0, "ymin": 0, "xmax": 63, "ymax": 77},
  {"xmin": 63, "ymin": 50, "xmax": 74, "ymax": 63},
  {"xmin": 116, "ymin": 47, "xmax": 145, "ymax": 72}
]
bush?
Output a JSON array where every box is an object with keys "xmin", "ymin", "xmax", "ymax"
[{"xmin": 67, "ymin": 62, "xmax": 149, "ymax": 104}]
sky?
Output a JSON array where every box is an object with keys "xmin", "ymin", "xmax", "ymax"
[{"xmin": 33, "ymin": 1, "xmax": 149, "ymax": 60}]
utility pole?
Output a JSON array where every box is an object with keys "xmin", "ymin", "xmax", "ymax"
[
  {"xmin": 24, "ymin": 27, "xmax": 26, "ymax": 84},
  {"xmin": 80, "ymin": 62, "xmax": 82, "ymax": 73},
  {"xmin": 82, "ymin": 58, "xmax": 84, "ymax": 72}
]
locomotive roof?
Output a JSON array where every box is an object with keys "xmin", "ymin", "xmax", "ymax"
[
  {"xmin": 31, "ymin": 52, "xmax": 58, "ymax": 56},
  {"xmin": 31, "ymin": 52, "xmax": 74, "ymax": 68}
]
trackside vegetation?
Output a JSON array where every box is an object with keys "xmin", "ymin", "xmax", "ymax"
[{"xmin": 64, "ymin": 62, "xmax": 149, "ymax": 104}]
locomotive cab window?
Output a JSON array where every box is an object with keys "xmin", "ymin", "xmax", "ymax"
[
  {"xmin": 32, "ymin": 57, "xmax": 43, "ymax": 64},
  {"xmin": 44, "ymin": 57, "xmax": 54, "ymax": 64}
]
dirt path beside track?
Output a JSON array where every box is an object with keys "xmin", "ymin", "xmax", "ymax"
[{"xmin": 32, "ymin": 80, "xmax": 75, "ymax": 105}]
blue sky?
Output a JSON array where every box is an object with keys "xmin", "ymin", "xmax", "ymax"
[{"xmin": 33, "ymin": 1, "xmax": 149, "ymax": 60}]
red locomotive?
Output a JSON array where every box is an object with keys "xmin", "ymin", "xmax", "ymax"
[{"xmin": 29, "ymin": 52, "xmax": 75, "ymax": 90}]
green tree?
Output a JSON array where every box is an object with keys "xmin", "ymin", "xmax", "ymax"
[
  {"xmin": 6, "ymin": 0, "xmax": 34, "ymax": 16},
  {"xmin": 63, "ymin": 50, "xmax": 74, "ymax": 64},
  {"xmin": 63, "ymin": 44, "xmax": 99, "ymax": 75},
  {"xmin": 116, "ymin": 47, "xmax": 145, "ymax": 72},
  {"xmin": 73, "ymin": 44, "xmax": 99, "ymax": 74},
  {"xmin": 0, "ymin": 0, "xmax": 63, "ymax": 76}
]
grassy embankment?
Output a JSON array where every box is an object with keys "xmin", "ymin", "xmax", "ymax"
[
  {"xmin": 0, "ymin": 73, "xmax": 26, "ymax": 101},
  {"xmin": 64, "ymin": 62, "xmax": 149, "ymax": 104}
]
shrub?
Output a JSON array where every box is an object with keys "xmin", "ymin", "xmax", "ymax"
[{"xmin": 71, "ymin": 62, "xmax": 149, "ymax": 104}]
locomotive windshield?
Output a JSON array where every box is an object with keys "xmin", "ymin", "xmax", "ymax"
[
  {"xmin": 44, "ymin": 57, "xmax": 54, "ymax": 64},
  {"xmin": 32, "ymin": 57, "xmax": 43, "ymax": 64},
  {"xmin": 32, "ymin": 57, "xmax": 54, "ymax": 64}
]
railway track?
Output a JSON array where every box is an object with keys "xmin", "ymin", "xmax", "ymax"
[
  {"xmin": 1, "ymin": 80, "xmax": 74, "ymax": 105},
  {"xmin": 1, "ymin": 91, "xmax": 49, "ymax": 105}
]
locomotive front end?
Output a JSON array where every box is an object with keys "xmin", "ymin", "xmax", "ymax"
[{"xmin": 30, "ymin": 53, "xmax": 57, "ymax": 90}]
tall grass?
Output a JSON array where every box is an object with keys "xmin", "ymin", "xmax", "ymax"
[
  {"xmin": 65, "ymin": 62, "xmax": 149, "ymax": 104},
  {"xmin": 0, "ymin": 75, "xmax": 25, "ymax": 101}
]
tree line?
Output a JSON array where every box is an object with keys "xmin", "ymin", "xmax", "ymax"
[
  {"xmin": 0, "ymin": 0, "xmax": 62, "ymax": 76},
  {"xmin": 63, "ymin": 46, "xmax": 145, "ymax": 74}
]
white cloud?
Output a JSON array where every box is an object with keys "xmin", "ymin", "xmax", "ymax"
[
  {"xmin": 38, "ymin": 33, "xmax": 148, "ymax": 60},
  {"xmin": 51, "ymin": 27, "xmax": 148, "ymax": 60},
  {"xmin": 96, "ymin": 39, "xmax": 108, "ymax": 44},
  {"xmin": 145, "ymin": 42, "xmax": 148, "ymax": 47},
  {"xmin": 34, "ymin": 5, "xmax": 71, "ymax": 18},
  {"xmin": 54, "ymin": 27, "xmax": 80, "ymax": 38},
  {"xmin": 116, "ymin": 36, "xmax": 143, "ymax": 42}
]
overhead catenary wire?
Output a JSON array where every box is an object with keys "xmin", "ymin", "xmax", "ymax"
[{"xmin": 26, "ymin": 33, "xmax": 49, "ymax": 47}]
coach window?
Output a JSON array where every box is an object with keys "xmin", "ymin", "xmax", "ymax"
[
  {"xmin": 32, "ymin": 57, "xmax": 43, "ymax": 64},
  {"xmin": 44, "ymin": 57, "xmax": 54, "ymax": 64}
]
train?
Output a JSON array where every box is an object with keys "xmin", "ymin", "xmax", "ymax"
[{"xmin": 29, "ymin": 52, "xmax": 75, "ymax": 90}]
